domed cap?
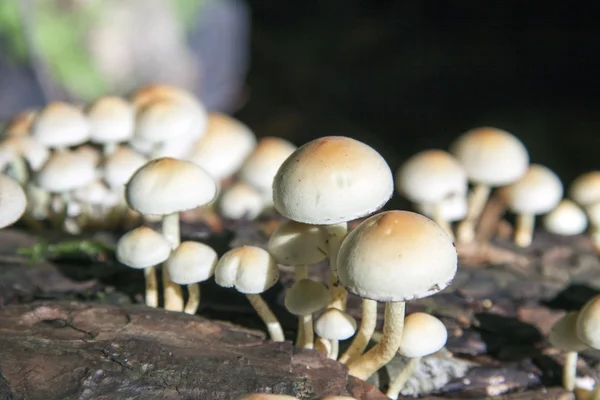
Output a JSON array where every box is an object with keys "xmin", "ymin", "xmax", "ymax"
[
  {"xmin": 116, "ymin": 226, "xmax": 171, "ymax": 269},
  {"xmin": 543, "ymin": 199, "xmax": 588, "ymax": 236},
  {"xmin": 284, "ymin": 279, "xmax": 329, "ymax": 315},
  {"xmin": 314, "ymin": 308, "xmax": 357, "ymax": 340},
  {"xmin": 398, "ymin": 312, "xmax": 448, "ymax": 358},
  {"xmin": 396, "ymin": 149, "xmax": 467, "ymax": 204},
  {"xmin": 267, "ymin": 220, "xmax": 329, "ymax": 266},
  {"xmin": 0, "ymin": 174, "xmax": 27, "ymax": 228},
  {"xmin": 569, "ymin": 171, "xmax": 600, "ymax": 207},
  {"xmin": 273, "ymin": 136, "xmax": 394, "ymax": 225},
  {"xmin": 166, "ymin": 241, "xmax": 218, "ymax": 285},
  {"xmin": 336, "ymin": 210, "xmax": 457, "ymax": 302},
  {"xmin": 103, "ymin": 146, "xmax": 148, "ymax": 189},
  {"xmin": 214, "ymin": 246, "xmax": 279, "ymax": 294},
  {"xmin": 0, "ymin": 136, "xmax": 49, "ymax": 171},
  {"xmin": 499, "ymin": 164, "xmax": 563, "ymax": 215},
  {"xmin": 32, "ymin": 102, "xmax": 91, "ymax": 148},
  {"xmin": 450, "ymin": 127, "xmax": 529, "ymax": 186},
  {"xmin": 218, "ymin": 181, "xmax": 264, "ymax": 221},
  {"xmin": 135, "ymin": 98, "xmax": 201, "ymax": 143},
  {"xmin": 87, "ymin": 96, "xmax": 135, "ymax": 144},
  {"xmin": 239, "ymin": 137, "xmax": 297, "ymax": 192},
  {"xmin": 125, "ymin": 157, "xmax": 217, "ymax": 215},
  {"xmin": 549, "ymin": 311, "xmax": 588, "ymax": 352},
  {"xmin": 36, "ymin": 151, "xmax": 97, "ymax": 193},
  {"xmin": 576, "ymin": 295, "xmax": 600, "ymax": 349}
]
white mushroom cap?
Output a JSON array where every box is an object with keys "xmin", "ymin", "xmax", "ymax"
[
  {"xmin": 74, "ymin": 144, "xmax": 102, "ymax": 167},
  {"xmin": 450, "ymin": 127, "xmax": 529, "ymax": 186},
  {"xmin": 415, "ymin": 192, "xmax": 468, "ymax": 222},
  {"xmin": 218, "ymin": 181, "xmax": 264, "ymax": 220},
  {"xmin": 543, "ymin": 199, "xmax": 588, "ymax": 236},
  {"xmin": 187, "ymin": 113, "xmax": 257, "ymax": 180},
  {"xmin": 239, "ymin": 137, "xmax": 296, "ymax": 193},
  {"xmin": 499, "ymin": 164, "xmax": 563, "ymax": 215},
  {"xmin": 0, "ymin": 174, "xmax": 27, "ymax": 228},
  {"xmin": 36, "ymin": 151, "xmax": 97, "ymax": 193},
  {"xmin": 0, "ymin": 136, "xmax": 49, "ymax": 171},
  {"xmin": 284, "ymin": 279, "xmax": 329, "ymax": 315},
  {"xmin": 314, "ymin": 308, "xmax": 357, "ymax": 340},
  {"xmin": 586, "ymin": 202, "xmax": 600, "ymax": 226},
  {"xmin": 150, "ymin": 133, "xmax": 199, "ymax": 159},
  {"xmin": 577, "ymin": 295, "xmax": 600, "ymax": 349},
  {"xmin": 116, "ymin": 226, "xmax": 171, "ymax": 269},
  {"xmin": 396, "ymin": 149, "xmax": 467, "ymax": 204},
  {"xmin": 398, "ymin": 312, "xmax": 448, "ymax": 358},
  {"xmin": 125, "ymin": 157, "xmax": 217, "ymax": 215},
  {"xmin": 273, "ymin": 136, "xmax": 394, "ymax": 225},
  {"xmin": 103, "ymin": 145, "xmax": 148, "ymax": 189},
  {"xmin": 336, "ymin": 210, "xmax": 458, "ymax": 302},
  {"xmin": 2, "ymin": 110, "xmax": 36, "ymax": 137},
  {"xmin": 549, "ymin": 311, "xmax": 588, "ymax": 352},
  {"xmin": 32, "ymin": 102, "xmax": 91, "ymax": 148},
  {"xmin": 166, "ymin": 241, "xmax": 218, "ymax": 285},
  {"xmin": 569, "ymin": 171, "xmax": 600, "ymax": 207},
  {"xmin": 128, "ymin": 136, "xmax": 156, "ymax": 156},
  {"xmin": 88, "ymin": 96, "xmax": 135, "ymax": 144},
  {"xmin": 214, "ymin": 246, "xmax": 280, "ymax": 294},
  {"xmin": 135, "ymin": 98, "xmax": 201, "ymax": 143},
  {"xmin": 267, "ymin": 220, "xmax": 329, "ymax": 266}
]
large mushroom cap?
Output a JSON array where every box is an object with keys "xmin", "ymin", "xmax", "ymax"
[
  {"xmin": 88, "ymin": 96, "xmax": 135, "ymax": 144},
  {"xmin": 499, "ymin": 164, "xmax": 563, "ymax": 215},
  {"xmin": 214, "ymin": 246, "xmax": 279, "ymax": 294},
  {"xmin": 396, "ymin": 149, "xmax": 467, "ymax": 204},
  {"xmin": 450, "ymin": 127, "xmax": 529, "ymax": 186},
  {"xmin": 569, "ymin": 171, "xmax": 600, "ymax": 207},
  {"xmin": 576, "ymin": 295, "xmax": 600, "ymax": 349},
  {"xmin": 125, "ymin": 157, "xmax": 217, "ymax": 215},
  {"xmin": 273, "ymin": 136, "xmax": 393, "ymax": 225},
  {"xmin": 267, "ymin": 220, "xmax": 329, "ymax": 266},
  {"xmin": 166, "ymin": 241, "xmax": 218, "ymax": 285},
  {"xmin": 0, "ymin": 174, "xmax": 27, "ymax": 228},
  {"xmin": 336, "ymin": 210, "xmax": 457, "ymax": 302},
  {"xmin": 549, "ymin": 311, "xmax": 588, "ymax": 352},
  {"xmin": 116, "ymin": 226, "xmax": 171, "ymax": 269},
  {"xmin": 32, "ymin": 102, "xmax": 90, "ymax": 148},
  {"xmin": 398, "ymin": 312, "xmax": 448, "ymax": 358}
]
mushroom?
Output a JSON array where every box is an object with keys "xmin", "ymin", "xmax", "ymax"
[
  {"xmin": 273, "ymin": 136, "xmax": 394, "ymax": 314},
  {"xmin": 87, "ymin": 96, "xmax": 135, "ymax": 156},
  {"xmin": 314, "ymin": 308, "xmax": 357, "ymax": 359},
  {"xmin": 215, "ymin": 245, "xmax": 284, "ymax": 342},
  {"xmin": 166, "ymin": 241, "xmax": 218, "ymax": 315},
  {"xmin": 31, "ymin": 102, "xmax": 91, "ymax": 151},
  {"xmin": 570, "ymin": 172, "xmax": 600, "ymax": 250},
  {"xmin": 116, "ymin": 226, "xmax": 172, "ymax": 308},
  {"xmin": 549, "ymin": 311, "xmax": 588, "ymax": 392},
  {"xmin": 577, "ymin": 296, "xmax": 600, "ymax": 398},
  {"xmin": 543, "ymin": 199, "xmax": 588, "ymax": 236},
  {"xmin": 285, "ymin": 278, "xmax": 329, "ymax": 349},
  {"xmin": 2, "ymin": 110, "xmax": 37, "ymax": 137},
  {"xmin": 386, "ymin": 312, "xmax": 448, "ymax": 399},
  {"xmin": 497, "ymin": 164, "xmax": 563, "ymax": 247},
  {"xmin": 396, "ymin": 149, "xmax": 467, "ymax": 238},
  {"xmin": 415, "ymin": 192, "xmax": 468, "ymax": 230},
  {"xmin": 0, "ymin": 174, "xmax": 27, "ymax": 229},
  {"xmin": 218, "ymin": 181, "xmax": 265, "ymax": 221},
  {"xmin": 450, "ymin": 127, "xmax": 529, "ymax": 243},
  {"xmin": 125, "ymin": 157, "xmax": 217, "ymax": 311},
  {"xmin": 336, "ymin": 210, "xmax": 457, "ymax": 380}
]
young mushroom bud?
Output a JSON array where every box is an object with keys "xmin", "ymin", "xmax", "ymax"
[
  {"xmin": 549, "ymin": 311, "xmax": 588, "ymax": 392},
  {"xmin": 543, "ymin": 199, "xmax": 588, "ymax": 236},
  {"xmin": 215, "ymin": 246, "xmax": 284, "ymax": 342},
  {"xmin": 314, "ymin": 308, "xmax": 357, "ymax": 360},
  {"xmin": 386, "ymin": 312, "xmax": 448, "ymax": 399},
  {"xmin": 285, "ymin": 279, "xmax": 329, "ymax": 349}
]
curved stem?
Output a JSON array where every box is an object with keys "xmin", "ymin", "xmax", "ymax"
[
  {"xmin": 348, "ymin": 301, "xmax": 405, "ymax": 381},
  {"xmin": 515, "ymin": 213, "xmax": 535, "ymax": 247},
  {"xmin": 325, "ymin": 223, "xmax": 348, "ymax": 311},
  {"xmin": 299, "ymin": 314, "xmax": 313, "ymax": 349},
  {"xmin": 295, "ymin": 265, "xmax": 309, "ymax": 347},
  {"xmin": 386, "ymin": 357, "xmax": 420, "ymax": 399},
  {"xmin": 457, "ymin": 184, "xmax": 491, "ymax": 244},
  {"xmin": 184, "ymin": 283, "xmax": 200, "ymax": 315},
  {"xmin": 563, "ymin": 351, "xmax": 578, "ymax": 392},
  {"xmin": 433, "ymin": 202, "xmax": 454, "ymax": 239},
  {"xmin": 328, "ymin": 339, "xmax": 339, "ymax": 360},
  {"xmin": 144, "ymin": 267, "xmax": 158, "ymax": 308},
  {"xmin": 339, "ymin": 298, "xmax": 378, "ymax": 364},
  {"xmin": 246, "ymin": 293, "xmax": 284, "ymax": 342},
  {"xmin": 162, "ymin": 212, "xmax": 184, "ymax": 311},
  {"xmin": 314, "ymin": 336, "xmax": 331, "ymax": 355}
]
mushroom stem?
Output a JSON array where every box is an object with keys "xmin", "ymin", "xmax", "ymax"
[
  {"xmin": 184, "ymin": 283, "xmax": 201, "ymax": 315},
  {"xmin": 325, "ymin": 223, "xmax": 348, "ymax": 311},
  {"xmin": 144, "ymin": 267, "xmax": 158, "ymax": 308},
  {"xmin": 328, "ymin": 338, "xmax": 339, "ymax": 360},
  {"xmin": 563, "ymin": 351, "xmax": 578, "ymax": 392},
  {"xmin": 590, "ymin": 223, "xmax": 600, "ymax": 254},
  {"xmin": 103, "ymin": 142, "xmax": 117, "ymax": 157},
  {"xmin": 162, "ymin": 212, "xmax": 184, "ymax": 311},
  {"xmin": 347, "ymin": 301, "xmax": 405, "ymax": 380},
  {"xmin": 314, "ymin": 336, "xmax": 331, "ymax": 354},
  {"xmin": 386, "ymin": 357, "xmax": 420, "ymax": 399},
  {"xmin": 7, "ymin": 156, "xmax": 29, "ymax": 185},
  {"xmin": 432, "ymin": 202, "xmax": 454, "ymax": 239},
  {"xmin": 295, "ymin": 266, "xmax": 309, "ymax": 347},
  {"xmin": 514, "ymin": 213, "xmax": 535, "ymax": 247},
  {"xmin": 298, "ymin": 314, "xmax": 314, "ymax": 349},
  {"xmin": 246, "ymin": 293, "xmax": 285, "ymax": 342},
  {"xmin": 457, "ymin": 184, "xmax": 491, "ymax": 244},
  {"xmin": 339, "ymin": 298, "xmax": 378, "ymax": 364}
]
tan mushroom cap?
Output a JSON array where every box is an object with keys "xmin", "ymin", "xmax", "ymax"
[
  {"xmin": 336, "ymin": 210, "xmax": 457, "ymax": 302},
  {"xmin": 273, "ymin": 136, "xmax": 394, "ymax": 225},
  {"xmin": 214, "ymin": 246, "xmax": 280, "ymax": 294},
  {"xmin": 135, "ymin": 98, "xmax": 201, "ymax": 143},
  {"xmin": 450, "ymin": 127, "xmax": 529, "ymax": 186},
  {"xmin": 499, "ymin": 164, "xmax": 563, "ymax": 215},
  {"xmin": 103, "ymin": 146, "xmax": 148, "ymax": 189},
  {"xmin": 36, "ymin": 151, "xmax": 97, "ymax": 193},
  {"xmin": 398, "ymin": 312, "xmax": 448, "ymax": 358},
  {"xmin": 284, "ymin": 279, "xmax": 329, "ymax": 315},
  {"xmin": 2, "ymin": 110, "xmax": 37, "ymax": 137},
  {"xmin": 314, "ymin": 308, "xmax": 357, "ymax": 340},
  {"xmin": 267, "ymin": 220, "xmax": 329, "ymax": 266},
  {"xmin": 88, "ymin": 96, "xmax": 135, "ymax": 144},
  {"xmin": 166, "ymin": 241, "xmax": 218, "ymax": 285},
  {"xmin": 238, "ymin": 394, "xmax": 297, "ymax": 400},
  {"xmin": 239, "ymin": 137, "xmax": 297, "ymax": 193},
  {"xmin": 0, "ymin": 174, "xmax": 27, "ymax": 228},
  {"xmin": 543, "ymin": 199, "xmax": 588, "ymax": 236},
  {"xmin": 396, "ymin": 149, "xmax": 467, "ymax": 204},
  {"xmin": 218, "ymin": 181, "xmax": 264, "ymax": 220},
  {"xmin": 576, "ymin": 295, "xmax": 600, "ymax": 349},
  {"xmin": 549, "ymin": 311, "xmax": 588, "ymax": 352},
  {"xmin": 116, "ymin": 226, "xmax": 171, "ymax": 269},
  {"xmin": 125, "ymin": 157, "xmax": 217, "ymax": 215},
  {"xmin": 32, "ymin": 102, "xmax": 91, "ymax": 148},
  {"xmin": 569, "ymin": 171, "xmax": 600, "ymax": 207}
]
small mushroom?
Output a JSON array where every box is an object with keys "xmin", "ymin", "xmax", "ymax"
[
  {"xmin": 549, "ymin": 311, "xmax": 588, "ymax": 392},
  {"xmin": 285, "ymin": 279, "xmax": 329, "ymax": 349},
  {"xmin": 415, "ymin": 192, "xmax": 468, "ymax": 235},
  {"xmin": 314, "ymin": 308, "xmax": 357, "ymax": 359},
  {"xmin": 570, "ymin": 172, "xmax": 600, "ymax": 250},
  {"xmin": 218, "ymin": 181, "xmax": 265, "ymax": 221},
  {"xmin": 543, "ymin": 199, "xmax": 588, "ymax": 236},
  {"xmin": 87, "ymin": 96, "xmax": 135, "ymax": 156},
  {"xmin": 31, "ymin": 102, "xmax": 91, "ymax": 151},
  {"xmin": 386, "ymin": 312, "xmax": 448, "ymax": 399},
  {"xmin": 0, "ymin": 174, "xmax": 27, "ymax": 229},
  {"xmin": 215, "ymin": 246, "xmax": 284, "ymax": 342},
  {"xmin": 577, "ymin": 296, "xmax": 600, "ymax": 398}
]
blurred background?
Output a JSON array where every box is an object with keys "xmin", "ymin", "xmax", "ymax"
[{"xmin": 0, "ymin": 0, "xmax": 598, "ymax": 187}]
